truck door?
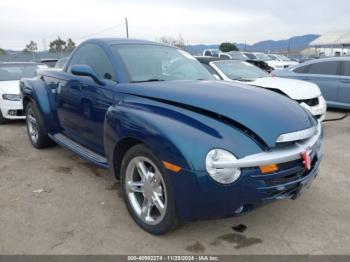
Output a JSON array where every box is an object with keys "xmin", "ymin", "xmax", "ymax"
[{"xmin": 56, "ymin": 43, "xmax": 118, "ymax": 155}]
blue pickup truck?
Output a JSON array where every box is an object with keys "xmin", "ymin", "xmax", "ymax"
[{"xmin": 21, "ymin": 38, "xmax": 323, "ymax": 234}]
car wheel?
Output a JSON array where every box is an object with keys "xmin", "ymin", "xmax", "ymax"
[
  {"xmin": 25, "ymin": 102, "xmax": 54, "ymax": 148},
  {"xmin": 0, "ymin": 110, "xmax": 7, "ymax": 124},
  {"xmin": 120, "ymin": 144, "xmax": 177, "ymax": 235}
]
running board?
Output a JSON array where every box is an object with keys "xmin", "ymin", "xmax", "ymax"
[{"xmin": 49, "ymin": 133, "xmax": 109, "ymax": 169}]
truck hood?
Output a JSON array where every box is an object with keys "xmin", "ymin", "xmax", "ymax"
[
  {"xmin": 0, "ymin": 80, "xmax": 20, "ymax": 94},
  {"xmin": 119, "ymin": 81, "xmax": 315, "ymax": 148},
  {"xmin": 250, "ymin": 77, "xmax": 321, "ymax": 100}
]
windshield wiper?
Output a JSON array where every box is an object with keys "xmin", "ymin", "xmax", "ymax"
[
  {"xmin": 232, "ymin": 77, "xmax": 253, "ymax": 82},
  {"xmin": 131, "ymin": 78, "xmax": 165, "ymax": 83}
]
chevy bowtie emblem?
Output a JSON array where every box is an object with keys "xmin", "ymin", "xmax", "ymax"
[{"xmin": 301, "ymin": 151, "xmax": 311, "ymax": 170}]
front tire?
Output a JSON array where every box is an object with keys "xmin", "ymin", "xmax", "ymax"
[
  {"xmin": 25, "ymin": 102, "xmax": 54, "ymax": 149},
  {"xmin": 120, "ymin": 144, "xmax": 177, "ymax": 235}
]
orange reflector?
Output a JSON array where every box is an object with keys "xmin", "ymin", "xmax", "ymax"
[
  {"xmin": 162, "ymin": 161, "xmax": 182, "ymax": 173},
  {"xmin": 259, "ymin": 164, "xmax": 278, "ymax": 174}
]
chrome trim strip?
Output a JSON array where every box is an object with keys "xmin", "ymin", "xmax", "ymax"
[
  {"xmin": 211, "ymin": 123, "xmax": 322, "ymax": 169},
  {"xmin": 276, "ymin": 125, "xmax": 317, "ymax": 143}
]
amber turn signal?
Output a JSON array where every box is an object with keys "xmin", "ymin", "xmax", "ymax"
[
  {"xmin": 259, "ymin": 164, "xmax": 278, "ymax": 174},
  {"xmin": 162, "ymin": 161, "xmax": 182, "ymax": 173}
]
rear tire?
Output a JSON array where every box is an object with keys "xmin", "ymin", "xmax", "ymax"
[
  {"xmin": 0, "ymin": 110, "xmax": 7, "ymax": 124},
  {"xmin": 120, "ymin": 144, "xmax": 178, "ymax": 235},
  {"xmin": 25, "ymin": 102, "xmax": 55, "ymax": 149}
]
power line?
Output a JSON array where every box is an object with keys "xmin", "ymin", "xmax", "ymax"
[{"xmin": 78, "ymin": 21, "xmax": 126, "ymax": 40}]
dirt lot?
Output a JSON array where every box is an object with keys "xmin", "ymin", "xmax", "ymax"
[{"xmin": 0, "ymin": 110, "xmax": 349, "ymax": 255}]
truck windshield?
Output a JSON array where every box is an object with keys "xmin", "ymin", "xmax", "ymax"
[
  {"xmin": 0, "ymin": 64, "xmax": 41, "ymax": 81},
  {"xmin": 112, "ymin": 44, "xmax": 214, "ymax": 82}
]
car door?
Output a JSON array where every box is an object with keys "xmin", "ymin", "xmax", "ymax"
[
  {"xmin": 294, "ymin": 60, "xmax": 341, "ymax": 103},
  {"xmin": 338, "ymin": 61, "xmax": 350, "ymax": 108},
  {"xmin": 57, "ymin": 43, "xmax": 117, "ymax": 154}
]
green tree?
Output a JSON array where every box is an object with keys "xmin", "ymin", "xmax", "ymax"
[
  {"xmin": 219, "ymin": 42, "xmax": 238, "ymax": 52},
  {"xmin": 23, "ymin": 40, "xmax": 38, "ymax": 53},
  {"xmin": 49, "ymin": 37, "xmax": 66, "ymax": 53},
  {"xmin": 65, "ymin": 38, "xmax": 76, "ymax": 52},
  {"xmin": 0, "ymin": 48, "xmax": 5, "ymax": 55}
]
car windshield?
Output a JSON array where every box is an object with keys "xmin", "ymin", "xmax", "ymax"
[
  {"xmin": 0, "ymin": 64, "xmax": 41, "ymax": 81},
  {"xmin": 243, "ymin": 53, "xmax": 257, "ymax": 60},
  {"xmin": 268, "ymin": 55, "xmax": 277, "ymax": 60},
  {"xmin": 254, "ymin": 53, "xmax": 272, "ymax": 61},
  {"xmin": 213, "ymin": 60, "xmax": 269, "ymax": 81},
  {"xmin": 228, "ymin": 52, "xmax": 247, "ymax": 60},
  {"xmin": 276, "ymin": 55, "xmax": 291, "ymax": 61},
  {"xmin": 112, "ymin": 45, "xmax": 214, "ymax": 82}
]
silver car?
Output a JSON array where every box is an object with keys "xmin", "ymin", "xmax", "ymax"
[{"xmin": 274, "ymin": 57, "xmax": 350, "ymax": 109}]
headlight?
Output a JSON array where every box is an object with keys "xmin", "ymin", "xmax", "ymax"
[
  {"xmin": 206, "ymin": 149, "xmax": 241, "ymax": 184},
  {"xmin": 2, "ymin": 94, "xmax": 21, "ymax": 101}
]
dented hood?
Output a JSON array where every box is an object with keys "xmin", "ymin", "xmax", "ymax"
[
  {"xmin": 250, "ymin": 77, "xmax": 321, "ymax": 100},
  {"xmin": 118, "ymin": 80, "xmax": 315, "ymax": 148}
]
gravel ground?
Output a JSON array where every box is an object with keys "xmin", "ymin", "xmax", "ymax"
[{"xmin": 0, "ymin": 110, "xmax": 349, "ymax": 255}]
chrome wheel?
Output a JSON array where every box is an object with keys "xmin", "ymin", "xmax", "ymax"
[
  {"xmin": 27, "ymin": 108, "xmax": 39, "ymax": 144},
  {"xmin": 125, "ymin": 156, "xmax": 167, "ymax": 225}
]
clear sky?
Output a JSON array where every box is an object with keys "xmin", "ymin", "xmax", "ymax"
[{"xmin": 1, "ymin": 0, "xmax": 349, "ymax": 50}]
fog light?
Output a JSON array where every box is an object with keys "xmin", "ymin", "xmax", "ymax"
[{"xmin": 8, "ymin": 110, "xmax": 16, "ymax": 116}]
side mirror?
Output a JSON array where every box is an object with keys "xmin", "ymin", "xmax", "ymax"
[{"xmin": 71, "ymin": 64, "xmax": 105, "ymax": 86}]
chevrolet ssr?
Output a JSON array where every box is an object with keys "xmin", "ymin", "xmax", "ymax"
[{"xmin": 20, "ymin": 38, "xmax": 323, "ymax": 234}]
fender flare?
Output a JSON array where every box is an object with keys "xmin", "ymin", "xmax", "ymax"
[{"xmin": 20, "ymin": 78, "xmax": 58, "ymax": 133}]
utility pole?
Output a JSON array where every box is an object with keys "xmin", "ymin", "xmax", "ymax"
[{"xmin": 125, "ymin": 17, "xmax": 129, "ymax": 38}]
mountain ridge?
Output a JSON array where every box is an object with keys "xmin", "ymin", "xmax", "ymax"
[{"xmin": 186, "ymin": 34, "xmax": 320, "ymax": 54}]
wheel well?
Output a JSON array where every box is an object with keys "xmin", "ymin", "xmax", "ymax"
[
  {"xmin": 113, "ymin": 137, "xmax": 143, "ymax": 180},
  {"xmin": 23, "ymin": 96, "xmax": 31, "ymax": 111}
]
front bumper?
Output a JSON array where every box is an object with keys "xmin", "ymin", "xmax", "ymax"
[
  {"xmin": 0, "ymin": 99, "xmax": 25, "ymax": 120},
  {"xmin": 173, "ymin": 124, "xmax": 323, "ymax": 221}
]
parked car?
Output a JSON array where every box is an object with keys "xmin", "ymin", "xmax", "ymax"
[
  {"xmin": 196, "ymin": 57, "xmax": 327, "ymax": 121},
  {"xmin": 218, "ymin": 51, "xmax": 274, "ymax": 72},
  {"xmin": 268, "ymin": 54, "xmax": 299, "ymax": 67},
  {"xmin": 274, "ymin": 57, "xmax": 350, "ymax": 109},
  {"xmin": 54, "ymin": 57, "xmax": 68, "ymax": 69},
  {"xmin": 202, "ymin": 49, "xmax": 220, "ymax": 57},
  {"xmin": 40, "ymin": 58, "xmax": 58, "ymax": 68},
  {"xmin": 0, "ymin": 62, "xmax": 47, "ymax": 124},
  {"xmin": 244, "ymin": 52, "xmax": 290, "ymax": 70},
  {"xmin": 21, "ymin": 38, "xmax": 323, "ymax": 234}
]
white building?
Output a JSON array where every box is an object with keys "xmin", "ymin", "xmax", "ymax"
[{"xmin": 308, "ymin": 30, "xmax": 350, "ymax": 57}]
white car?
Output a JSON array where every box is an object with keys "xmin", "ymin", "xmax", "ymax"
[
  {"xmin": 197, "ymin": 57, "xmax": 327, "ymax": 121},
  {"xmin": 0, "ymin": 62, "xmax": 47, "ymax": 124},
  {"xmin": 268, "ymin": 54, "xmax": 299, "ymax": 68},
  {"xmin": 202, "ymin": 49, "xmax": 220, "ymax": 57},
  {"xmin": 245, "ymin": 52, "xmax": 290, "ymax": 70}
]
